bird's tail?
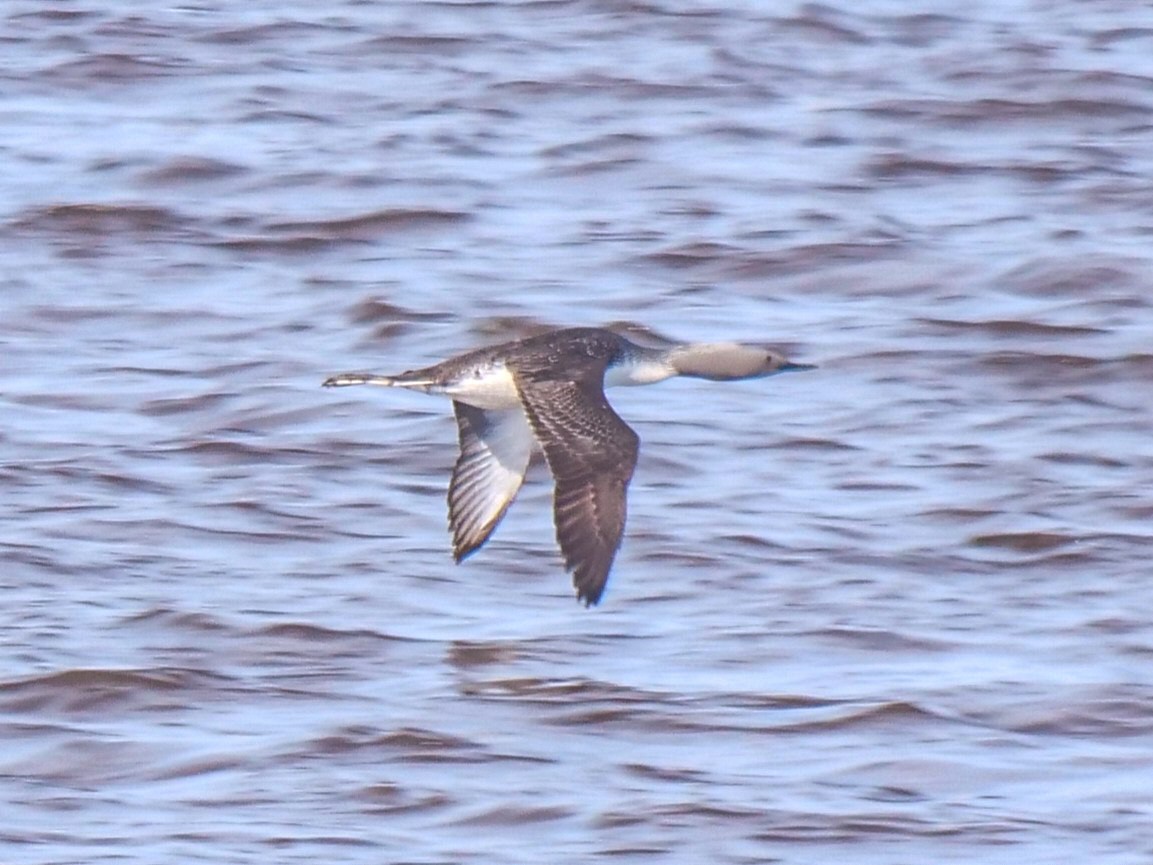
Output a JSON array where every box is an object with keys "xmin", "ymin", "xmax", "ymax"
[
  {"xmin": 322, "ymin": 370, "xmax": 440, "ymax": 390},
  {"xmin": 322, "ymin": 373, "xmax": 399, "ymax": 388}
]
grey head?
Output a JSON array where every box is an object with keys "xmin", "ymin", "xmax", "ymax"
[{"xmin": 667, "ymin": 342, "xmax": 816, "ymax": 381}]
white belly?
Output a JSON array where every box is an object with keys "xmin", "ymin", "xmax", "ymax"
[{"xmin": 441, "ymin": 363, "xmax": 522, "ymax": 410}]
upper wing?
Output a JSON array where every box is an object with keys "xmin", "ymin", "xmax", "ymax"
[
  {"xmin": 513, "ymin": 368, "xmax": 639, "ymax": 606},
  {"xmin": 449, "ymin": 402, "xmax": 534, "ymax": 562}
]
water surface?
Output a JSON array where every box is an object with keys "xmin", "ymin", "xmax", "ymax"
[{"xmin": 3, "ymin": 1, "xmax": 1153, "ymax": 863}]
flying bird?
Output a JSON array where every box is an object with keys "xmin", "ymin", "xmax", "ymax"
[{"xmin": 324, "ymin": 326, "xmax": 813, "ymax": 606}]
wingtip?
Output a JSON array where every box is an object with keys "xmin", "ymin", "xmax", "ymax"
[
  {"xmin": 564, "ymin": 544, "xmax": 615, "ymax": 608},
  {"xmin": 572, "ymin": 569, "xmax": 609, "ymax": 607},
  {"xmin": 452, "ymin": 542, "xmax": 480, "ymax": 564},
  {"xmin": 577, "ymin": 591, "xmax": 603, "ymax": 608}
]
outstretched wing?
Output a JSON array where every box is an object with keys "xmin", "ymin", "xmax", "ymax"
[
  {"xmin": 514, "ymin": 367, "xmax": 639, "ymax": 606},
  {"xmin": 448, "ymin": 402, "xmax": 534, "ymax": 561}
]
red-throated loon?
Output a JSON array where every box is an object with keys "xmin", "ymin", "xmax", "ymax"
[{"xmin": 323, "ymin": 326, "xmax": 814, "ymax": 606}]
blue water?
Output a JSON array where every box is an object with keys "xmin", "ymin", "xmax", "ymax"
[{"xmin": 2, "ymin": 1, "xmax": 1152, "ymax": 863}]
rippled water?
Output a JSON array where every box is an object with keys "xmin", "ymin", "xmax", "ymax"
[{"xmin": 4, "ymin": 1, "xmax": 1153, "ymax": 862}]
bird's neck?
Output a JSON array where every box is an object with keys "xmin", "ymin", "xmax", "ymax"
[{"xmin": 604, "ymin": 349, "xmax": 677, "ymax": 387}]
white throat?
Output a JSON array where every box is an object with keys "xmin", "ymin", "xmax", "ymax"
[{"xmin": 604, "ymin": 357, "xmax": 675, "ymax": 387}]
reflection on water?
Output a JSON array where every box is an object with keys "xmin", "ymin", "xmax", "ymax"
[{"xmin": 3, "ymin": 1, "xmax": 1152, "ymax": 863}]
